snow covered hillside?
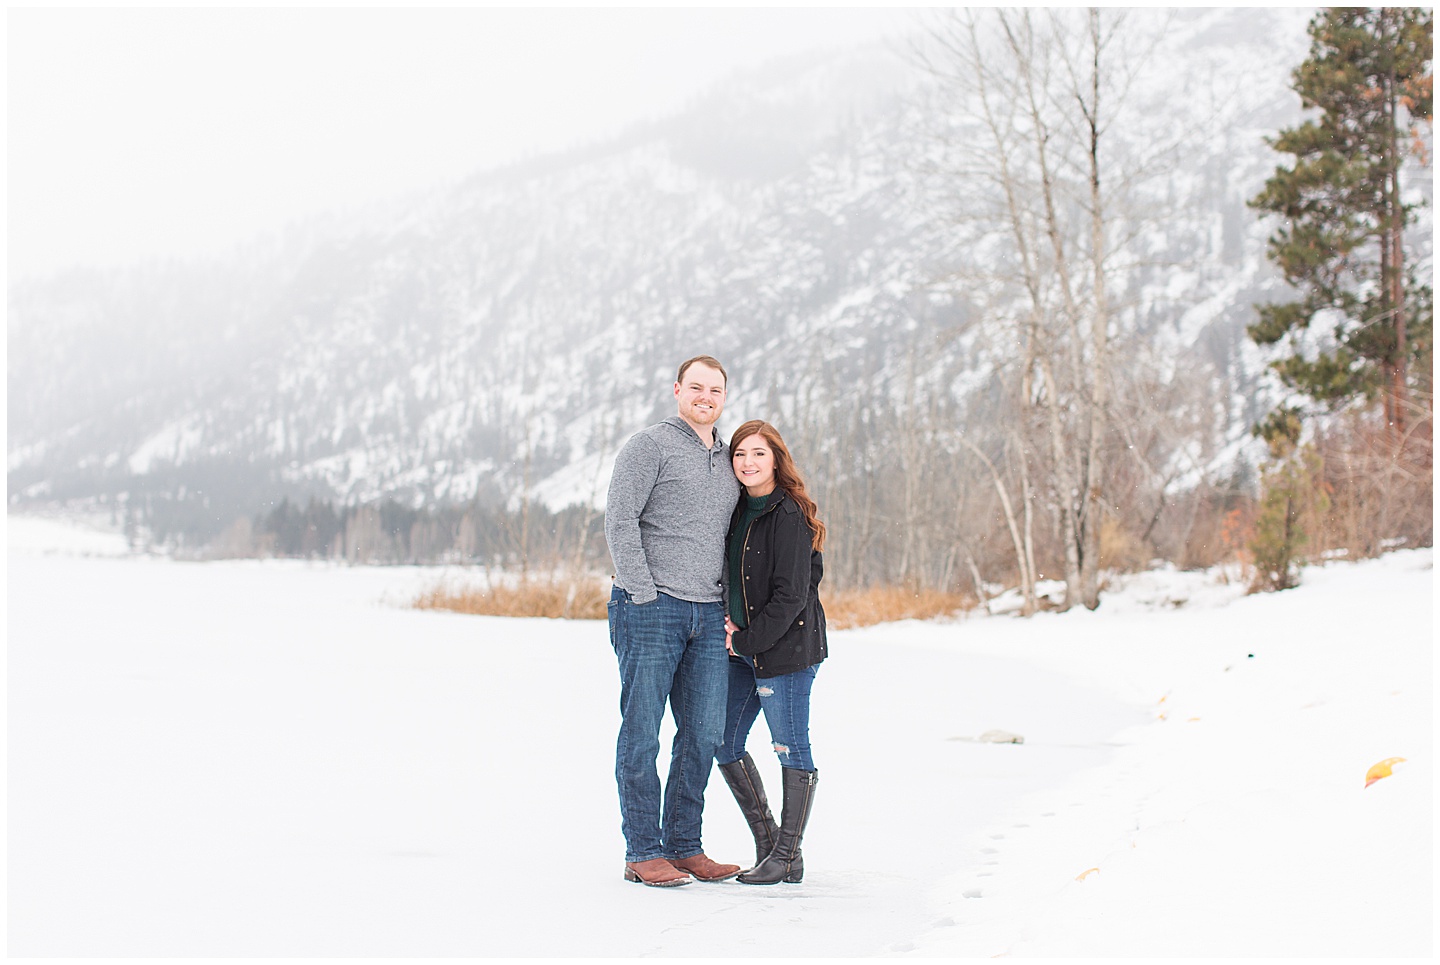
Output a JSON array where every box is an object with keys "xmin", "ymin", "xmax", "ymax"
[
  {"xmin": 9, "ymin": 8, "xmax": 1318, "ymax": 529},
  {"xmin": 7, "ymin": 517, "xmax": 1430, "ymax": 956}
]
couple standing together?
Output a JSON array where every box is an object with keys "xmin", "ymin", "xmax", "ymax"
[{"xmin": 604, "ymin": 355, "xmax": 829, "ymax": 888}]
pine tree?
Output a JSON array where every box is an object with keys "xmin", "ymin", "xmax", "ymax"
[{"xmin": 1249, "ymin": 7, "xmax": 1432, "ymax": 446}]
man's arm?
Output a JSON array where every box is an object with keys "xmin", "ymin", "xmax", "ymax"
[{"xmin": 604, "ymin": 434, "xmax": 661, "ymax": 603}]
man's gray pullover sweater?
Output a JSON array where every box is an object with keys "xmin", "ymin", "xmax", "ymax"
[{"xmin": 605, "ymin": 415, "xmax": 740, "ymax": 604}]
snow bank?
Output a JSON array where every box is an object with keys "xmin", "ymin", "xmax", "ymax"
[{"xmin": 900, "ymin": 549, "xmax": 1434, "ymax": 957}]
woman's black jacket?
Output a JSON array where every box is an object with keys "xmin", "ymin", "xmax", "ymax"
[{"xmin": 727, "ymin": 491, "xmax": 828, "ymax": 679}]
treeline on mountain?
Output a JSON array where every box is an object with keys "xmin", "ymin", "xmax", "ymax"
[{"xmin": 111, "ymin": 405, "xmax": 1429, "ymax": 606}]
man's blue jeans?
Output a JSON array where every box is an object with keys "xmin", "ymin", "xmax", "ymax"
[
  {"xmin": 717, "ymin": 654, "xmax": 817, "ymax": 771},
  {"xmin": 608, "ymin": 586, "xmax": 729, "ymax": 863}
]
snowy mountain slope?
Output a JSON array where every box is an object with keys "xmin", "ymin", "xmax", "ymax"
[{"xmin": 9, "ymin": 9, "xmax": 1323, "ymax": 526}]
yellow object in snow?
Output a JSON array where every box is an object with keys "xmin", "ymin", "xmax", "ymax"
[
  {"xmin": 1365, "ymin": 757, "xmax": 1407, "ymax": 787},
  {"xmin": 1076, "ymin": 868, "xmax": 1100, "ymax": 881}
]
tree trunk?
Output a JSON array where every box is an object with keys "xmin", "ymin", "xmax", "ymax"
[
  {"xmin": 958, "ymin": 432, "xmax": 1036, "ymax": 615},
  {"xmin": 1039, "ymin": 353, "xmax": 1084, "ymax": 608},
  {"xmin": 998, "ymin": 9, "xmax": 1085, "ymax": 610},
  {"xmin": 1078, "ymin": 8, "xmax": 1108, "ymax": 611},
  {"xmin": 1385, "ymin": 10, "xmax": 1409, "ymax": 439}
]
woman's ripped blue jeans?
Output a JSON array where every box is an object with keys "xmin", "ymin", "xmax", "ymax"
[{"xmin": 717, "ymin": 654, "xmax": 816, "ymax": 771}]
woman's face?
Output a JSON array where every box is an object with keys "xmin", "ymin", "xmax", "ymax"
[{"xmin": 732, "ymin": 433, "xmax": 777, "ymax": 495}]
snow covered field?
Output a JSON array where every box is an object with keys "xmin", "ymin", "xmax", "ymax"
[{"xmin": 6, "ymin": 516, "xmax": 1432, "ymax": 957}]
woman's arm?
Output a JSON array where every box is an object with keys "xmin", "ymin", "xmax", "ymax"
[{"xmin": 731, "ymin": 509, "xmax": 812, "ymax": 656}]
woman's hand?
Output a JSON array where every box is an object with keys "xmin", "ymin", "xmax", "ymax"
[{"xmin": 724, "ymin": 616, "xmax": 738, "ymax": 655}]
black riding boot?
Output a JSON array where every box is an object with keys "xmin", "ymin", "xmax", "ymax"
[
  {"xmin": 738, "ymin": 767, "xmax": 817, "ymax": 885},
  {"xmin": 718, "ymin": 752, "xmax": 779, "ymax": 867}
]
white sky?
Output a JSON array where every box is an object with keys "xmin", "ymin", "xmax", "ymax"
[{"xmin": 7, "ymin": 6, "xmax": 916, "ymax": 280}]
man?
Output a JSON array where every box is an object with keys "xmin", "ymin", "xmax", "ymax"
[{"xmin": 604, "ymin": 355, "xmax": 742, "ymax": 887}]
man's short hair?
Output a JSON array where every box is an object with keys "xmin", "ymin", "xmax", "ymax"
[{"xmin": 676, "ymin": 355, "xmax": 728, "ymax": 387}]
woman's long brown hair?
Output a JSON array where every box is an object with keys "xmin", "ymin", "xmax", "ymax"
[{"xmin": 730, "ymin": 420, "xmax": 827, "ymax": 552}]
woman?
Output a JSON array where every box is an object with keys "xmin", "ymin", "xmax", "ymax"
[{"xmin": 716, "ymin": 419, "xmax": 827, "ymax": 885}]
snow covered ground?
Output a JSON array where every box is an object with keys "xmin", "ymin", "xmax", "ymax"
[
  {"xmin": 6, "ymin": 513, "xmax": 131, "ymax": 558},
  {"xmin": 6, "ymin": 516, "xmax": 1432, "ymax": 957}
]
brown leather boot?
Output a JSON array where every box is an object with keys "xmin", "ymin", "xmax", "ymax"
[
  {"xmin": 719, "ymin": 752, "xmax": 780, "ymax": 867},
  {"xmin": 666, "ymin": 852, "xmax": 741, "ymax": 882},
  {"xmin": 624, "ymin": 858, "xmax": 693, "ymax": 887},
  {"xmin": 738, "ymin": 768, "xmax": 817, "ymax": 885}
]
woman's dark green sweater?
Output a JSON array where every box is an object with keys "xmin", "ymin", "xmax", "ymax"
[{"xmin": 727, "ymin": 490, "xmax": 778, "ymax": 628}]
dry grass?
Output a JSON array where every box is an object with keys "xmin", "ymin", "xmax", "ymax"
[
  {"xmin": 414, "ymin": 575, "xmax": 609, "ymax": 620},
  {"xmin": 821, "ymin": 585, "xmax": 976, "ymax": 630},
  {"xmin": 414, "ymin": 575, "xmax": 976, "ymax": 628}
]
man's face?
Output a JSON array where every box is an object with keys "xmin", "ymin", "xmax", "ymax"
[{"xmin": 674, "ymin": 362, "xmax": 726, "ymax": 430}]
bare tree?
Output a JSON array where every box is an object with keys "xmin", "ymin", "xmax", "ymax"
[{"xmin": 912, "ymin": 6, "xmax": 1178, "ymax": 610}]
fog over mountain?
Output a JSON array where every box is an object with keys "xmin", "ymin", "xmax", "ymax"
[{"xmin": 9, "ymin": 8, "xmax": 1324, "ymax": 549}]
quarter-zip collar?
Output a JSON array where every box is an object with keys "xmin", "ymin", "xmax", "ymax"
[
  {"xmin": 662, "ymin": 414, "xmax": 718, "ymax": 450},
  {"xmin": 661, "ymin": 415, "xmax": 728, "ymax": 474}
]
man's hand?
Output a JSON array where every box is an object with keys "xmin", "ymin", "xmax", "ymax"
[{"xmin": 724, "ymin": 616, "xmax": 738, "ymax": 655}]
